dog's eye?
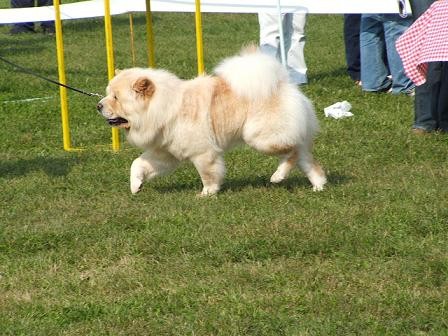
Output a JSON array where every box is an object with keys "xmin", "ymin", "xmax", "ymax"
[{"xmin": 113, "ymin": 95, "xmax": 118, "ymax": 100}]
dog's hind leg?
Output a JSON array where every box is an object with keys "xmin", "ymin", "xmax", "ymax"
[
  {"xmin": 270, "ymin": 147, "xmax": 299, "ymax": 183},
  {"xmin": 130, "ymin": 151, "xmax": 178, "ymax": 194},
  {"xmin": 297, "ymin": 145, "xmax": 327, "ymax": 191},
  {"xmin": 243, "ymin": 135, "xmax": 299, "ymax": 184},
  {"xmin": 191, "ymin": 152, "xmax": 226, "ymax": 196}
]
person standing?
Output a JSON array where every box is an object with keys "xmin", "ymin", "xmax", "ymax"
[
  {"xmin": 258, "ymin": 12, "xmax": 308, "ymax": 85},
  {"xmin": 343, "ymin": 14, "xmax": 361, "ymax": 86},
  {"xmin": 398, "ymin": 0, "xmax": 448, "ymax": 134},
  {"xmin": 360, "ymin": 13, "xmax": 414, "ymax": 95},
  {"xmin": 10, "ymin": 0, "xmax": 55, "ymax": 35}
]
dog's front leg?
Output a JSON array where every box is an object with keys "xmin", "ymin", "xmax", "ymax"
[
  {"xmin": 191, "ymin": 152, "xmax": 226, "ymax": 196},
  {"xmin": 130, "ymin": 152, "xmax": 178, "ymax": 194},
  {"xmin": 130, "ymin": 157, "xmax": 153, "ymax": 194}
]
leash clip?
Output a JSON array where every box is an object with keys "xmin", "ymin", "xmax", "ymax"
[{"xmin": 89, "ymin": 92, "xmax": 104, "ymax": 99}]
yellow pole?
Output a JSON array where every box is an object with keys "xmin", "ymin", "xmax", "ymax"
[
  {"xmin": 104, "ymin": 0, "xmax": 120, "ymax": 151},
  {"xmin": 194, "ymin": 0, "xmax": 205, "ymax": 75},
  {"xmin": 54, "ymin": 0, "xmax": 72, "ymax": 151},
  {"xmin": 145, "ymin": 0, "xmax": 155, "ymax": 67},
  {"xmin": 129, "ymin": 13, "xmax": 136, "ymax": 67}
]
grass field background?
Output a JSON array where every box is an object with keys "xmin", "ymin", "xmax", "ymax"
[{"xmin": 0, "ymin": 7, "xmax": 447, "ymax": 336}]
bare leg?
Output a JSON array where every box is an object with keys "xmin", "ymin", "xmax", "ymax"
[
  {"xmin": 130, "ymin": 151, "xmax": 178, "ymax": 194},
  {"xmin": 191, "ymin": 152, "xmax": 226, "ymax": 196}
]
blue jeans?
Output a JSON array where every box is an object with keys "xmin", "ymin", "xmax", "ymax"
[{"xmin": 360, "ymin": 14, "xmax": 413, "ymax": 94}]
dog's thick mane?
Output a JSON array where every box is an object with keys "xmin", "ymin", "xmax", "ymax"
[{"xmin": 119, "ymin": 68, "xmax": 183, "ymax": 148}]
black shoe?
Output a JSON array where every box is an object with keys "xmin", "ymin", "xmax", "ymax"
[{"xmin": 377, "ymin": 81, "xmax": 393, "ymax": 93}]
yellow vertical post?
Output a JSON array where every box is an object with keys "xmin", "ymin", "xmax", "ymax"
[
  {"xmin": 54, "ymin": 0, "xmax": 72, "ymax": 151},
  {"xmin": 104, "ymin": 0, "xmax": 120, "ymax": 151},
  {"xmin": 194, "ymin": 0, "xmax": 205, "ymax": 75},
  {"xmin": 145, "ymin": 0, "xmax": 155, "ymax": 67},
  {"xmin": 129, "ymin": 14, "xmax": 136, "ymax": 66}
]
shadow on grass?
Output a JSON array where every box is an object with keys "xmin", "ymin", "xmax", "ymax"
[
  {"xmin": 0, "ymin": 156, "xmax": 80, "ymax": 178},
  {"xmin": 223, "ymin": 171, "xmax": 351, "ymax": 192},
  {"xmin": 151, "ymin": 171, "xmax": 351, "ymax": 194}
]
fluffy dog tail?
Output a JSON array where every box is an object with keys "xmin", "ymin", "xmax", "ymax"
[{"xmin": 213, "ymin": 45, "xmax": 289, "ymax": 101}]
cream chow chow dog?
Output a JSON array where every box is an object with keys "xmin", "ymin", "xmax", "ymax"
[{"xmin": 97, "ymin": 46, "xmax": 327, "ymax": 196}]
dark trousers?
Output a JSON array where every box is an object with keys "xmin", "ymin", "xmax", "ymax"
[
  {"xmin": 408, "ymin": 0, "xmax": 436, "ymax": 17},
  {"xmin": 408, "ymin": 0, "xmax": 447, "ymax": 131},
  {"xmin": 11, "ymin": 0, "xmax": 54, "ymax": 30},
  {"xmin": 414, "ymin": 63, "xmax": 448, "ymax": 131},
  {"xmin": 438, "ymin": 64, "xmax": 448, "ymax": 131},
  {"xmin": 343, "ymin": 14, "xmax": 361, "ymax": 82}
]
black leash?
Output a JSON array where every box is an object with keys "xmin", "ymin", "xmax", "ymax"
[{"xmin": 0, "ymin": 54, "xmax": 104, "ymax": 98}]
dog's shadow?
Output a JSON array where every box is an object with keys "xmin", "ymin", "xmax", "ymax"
[
  {"xmin": 153, "ymin": 171, "xmax": 351, "ymax": 194},
  {"xmin": 0, "ymin": 156, "xmax": 79, "ymax": 178},
  {"xmin": 223, "ymin": 171, "xmax": 351, "ymax": 193}
]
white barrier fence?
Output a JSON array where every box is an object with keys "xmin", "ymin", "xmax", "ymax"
[{"xmin": 0, "ymin": 0, "xmax": 410, "ymax": 24}]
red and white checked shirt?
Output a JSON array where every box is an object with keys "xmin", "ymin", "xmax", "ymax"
[{"xmin": 396, "ymin": 0, "xmax": 448, "ymax": 85}]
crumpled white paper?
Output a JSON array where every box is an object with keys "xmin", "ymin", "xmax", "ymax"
[{"xmin": 324, "ymin": 101, "xmax": 354, "ymax": 119}]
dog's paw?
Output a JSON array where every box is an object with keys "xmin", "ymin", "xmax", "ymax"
[
  {"xmin": 270, "ymin": 171, "xmax": 285, "ymax": 184},
  {"xmin": 130, "ymin": 179, "xmax": 143, "ymax": 194},
  {"xmin": 312, "ymin": 184, "xmax": 325, "ymax": 192},
  {"xmin": 199, "ymin": 185, "xmax": 220, "ymax": 197},
  {"xmin": 311, "ymin": 177, "xmax": 327, "ymax": 192},
  {"xmin": 308, "ymin": 168, "xmax": 327, "ymax": 192}
]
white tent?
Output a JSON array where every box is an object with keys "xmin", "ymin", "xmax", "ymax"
[{"xmin": 0, "ymin": 0, "xmax": 410, "ymax": 24}]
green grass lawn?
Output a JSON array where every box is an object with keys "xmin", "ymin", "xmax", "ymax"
[{"xmin": 1, "ymin": 10, "xmax": 448, "ymax": 335}]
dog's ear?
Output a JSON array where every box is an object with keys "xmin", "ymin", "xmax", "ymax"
[{"xmin": 132, "ymin": 77, "xmax": 155, "ymax": 97}]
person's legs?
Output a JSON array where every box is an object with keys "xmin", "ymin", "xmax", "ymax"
[
  {"xmin": 435, "ymin": 62, "xmax": 448, "ymax": 132},
  {"xmin": 258, "ymin": 13, "xmax": 281, "ymax": 59},
  {"xmin": 407, "ymin": 0, "xmax": 437, "ymax": 133},
  {"xmin": 360, "ymin": 14, "xmax": 391, "ymax": 92},
  {"xmin": 382, "ymin": 14, "xmax": 414, "ymax": 94},
  {"xmin": 284, "ymin": 13, "xmax": 307, "ymax": 84},
  {"xmin": 10, "ymin": 0, "xmax": 35, "ymax": 33},
  {"xmin": 408, "ymin": 0, "xmax": 436, "ymax": 18},
  {"xmin": 343, "ymin": 14, "xmax": 361, "ymax": 82},
  {"xmin": 37, "ymin": 0, "xmax": 55, "ymax": 32},
  {"xmin": 414, "ymin": 85, "xmax": 438, "ymax": 132},
  {"xmin": 413, "ymin": 63, "xmax": 442, "ymax": 132}
]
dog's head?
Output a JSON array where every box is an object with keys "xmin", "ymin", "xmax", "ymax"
[{"xmin": 96, "ymin": 69, "xmax": 156, "ymax": 129}]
